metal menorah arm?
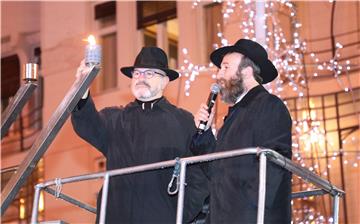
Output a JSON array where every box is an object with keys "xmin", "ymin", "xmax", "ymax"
[
  {"xmin": 1, "ymin": 82, "xmax": 37, "ymax": 139},
  {"xmin": 1, "ymin": 65, "xmax": 100, "ymax": 215},
  {"xmin": 1, "ymin": 63, "xmax": 39, "ymax": 139}
]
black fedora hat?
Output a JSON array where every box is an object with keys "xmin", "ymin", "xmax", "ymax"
[
  {"xmin": 120, "ymin": 47, "xmax": 179, "ymax": 81},
  {"xmin": 210, "ymin": 39, "xmax": 278, "ymax": 84}
]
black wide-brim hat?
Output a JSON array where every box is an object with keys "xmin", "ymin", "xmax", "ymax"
[
  {"xmin": 210, "ymin": 39, "xmax": 278, "ymax": 84},
  {"xmin": 120, "ymin": 46, "xmax": 179, "ymax": 81}
]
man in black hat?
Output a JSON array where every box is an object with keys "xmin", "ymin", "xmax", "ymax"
[
  {"xmin": 192, "ymin": 39, "xmax": 292, "ymax": 223},
  {"xmin": 71, "ymin": 46, "xmax": 208, "ymax": 223}
]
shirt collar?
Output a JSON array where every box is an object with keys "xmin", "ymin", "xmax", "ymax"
[
  {"xmin": 136, "ymin": 97, "xmax": 163, "ymax": 110},
  {"xmin": 223, "ymin": 85, "xmax": 266, "ymax": 121},
  {"xmin": 237, "ymin": 85, "xmax": 267, "ymax": 107},
  {"xmin": 229, "ymin": 85, "xmax": 267, "ymax": 111},
  {"xmin": 234, "ymin": 90, "xmax": 248, "ymax": 105},
  {"xmin": 128, "ymin": 97, "xmax": 172, "ymax": 111}
]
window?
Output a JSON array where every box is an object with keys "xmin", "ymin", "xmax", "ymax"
[
  {"xmin": 1, "ymin": 49, "xmax": 43, "ymax": 155},
  {"xmin": 287, "ymin": 88, "xmax": 360, "ymax": 222},
  {"xmin": 144, "ymin": 24, "xmax": 157, "ymax": 47},
  {"xmin": 90, "ymin": 1, "xmax": 117, "ymax": 95},
  {"xmin": 204, "ymin": 3, "xmax": 223, "ymax": 61},
  {"xmin": 137, "ymin": 1, "xmax": 176, "ymax": 29},
  {"xmin": 1, "ymin": 160, "xmax": 44, "ymax": 223},
  {"xmin": 167, "ymin": 19, "xmax": 178, "ymax": 69},
  {"xmin": 1, "ymin": 55, "xmax": 20, "ymax": 111},
  {"xmin": 138, "ymin": 2, "xmax": 178, "ymax": 69},
  {"xmin": 91, "ymin": 33, "xmax": 117, "ymax": 93},
  {"xmin": 94, "ymin": 1, "xmax": 116, "ymax": 21}
]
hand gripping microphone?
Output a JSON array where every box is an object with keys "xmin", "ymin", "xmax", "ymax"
[{"xmin": 197, "ymin": 83, "xmax": 221, "ymax": 134}]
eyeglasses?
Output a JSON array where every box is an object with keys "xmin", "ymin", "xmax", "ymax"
[{"xmin": 132, "ymin": 70, "xmax": 166, "ymax": 79}]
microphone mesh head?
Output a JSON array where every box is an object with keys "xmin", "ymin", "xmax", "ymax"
[{"xmin": 210, "ymin": 83, "xmax": 221, "ymax": 94}]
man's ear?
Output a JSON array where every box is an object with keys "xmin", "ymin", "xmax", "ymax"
[
  {"xmin": 241, "ymin": 66, "xmax": 253, "ymax": 79},
  {"xmin": 161, "ymin": 76, "xmax": 170, "ymax": 90}
]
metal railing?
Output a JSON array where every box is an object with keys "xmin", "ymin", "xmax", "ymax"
[{"xmin": 30, "ymin": 148, "xmax": 345, "ymax": 224}]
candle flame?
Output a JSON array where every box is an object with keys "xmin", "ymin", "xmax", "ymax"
[{"xmin": 87, "ymin": 35, "xmax": 96, "ymax": 45}]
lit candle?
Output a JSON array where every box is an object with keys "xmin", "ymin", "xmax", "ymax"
[{"xmin": 85, "ymin": 35, "xmax": 101, "ymax": 66}]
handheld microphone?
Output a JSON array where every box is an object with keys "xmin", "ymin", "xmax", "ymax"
[{"xmin": 197, "ymin": 83, "xmax": 220, "ymax": 134}]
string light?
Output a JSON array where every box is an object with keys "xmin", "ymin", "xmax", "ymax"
[{"xmin": 308, "ymin": 43, "xmax": 353, "ymax": 92}]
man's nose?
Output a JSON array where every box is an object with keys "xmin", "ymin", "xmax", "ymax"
[
  {"xmin": 138, "ymin": 73, "xmax": 147, "ymax": 80},
  {"xmin": 216, "ymin": 70, "xmax": 224, "ymax": 79}
]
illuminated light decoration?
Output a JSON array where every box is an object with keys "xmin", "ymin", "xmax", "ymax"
[
  {"xmin": 19, "ymin": 198, "xmax": 26, "ymax": 219},
  {"xmin": 307, "ymin": 42, "xmax": 353, "ymax": 92},
  {"xmin": 39, "ymin": 191, "xmax": 45, "ymax": 212},
  {"xmin": 180, "ymin": 47, "xmax": 211, "ymax": 96}
]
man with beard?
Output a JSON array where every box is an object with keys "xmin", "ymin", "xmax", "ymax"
[
  {"xmin": 191, "ymin": 39, "xmax": 292, "ymax": 223},
  {"xmin": 71, "ymin": 47, "xmax": 208, "ymax": 223}
]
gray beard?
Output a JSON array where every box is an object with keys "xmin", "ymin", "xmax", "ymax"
[
  {"xmin": 132, "ymin": 83, "xmax": 160, "ymax": 101},
  {"xmin": 217, "ymin": 75, "xmax": 245, "ymax": 105}
]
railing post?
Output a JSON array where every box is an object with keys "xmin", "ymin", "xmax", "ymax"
[
  {"xmin": 99, "ymin": 174, "xmax": 110, "ymax": 224},
  {"xmin": 257, "ymin": 152, "xmax": 267, "ymax": 224},
  {"xmin": 31, "ymin": 185, "xmax": 42, "ymax": 224},
  {"xmin": 176, "ymin": 161, "xmax": 187, "ymax": 224},
  {"xmin": 333, "ymin": 193, "xmax": 340, "ymax": 224}
]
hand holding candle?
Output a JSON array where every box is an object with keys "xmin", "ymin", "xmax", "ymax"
[
  {"xmin": 79, "ymin": 35, "xmax": 101, "ymax": 99},
  {"xmin": 85, "ymin": 35, "xmax": 101, "ymax": 66}
]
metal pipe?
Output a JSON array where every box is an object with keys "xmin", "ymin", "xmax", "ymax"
[
  {"xmin": 31, "ymin": 185, "xmax": 41, "ymax": 224},
  {"xmin": 1, "ymin": 65, "xmax": 100, "ymax": 214},
  {"xmin": 255, "ymin": 1, "xmax": 266, "ymax": 45},
  {"xmin": 1, "ymin": 63, "xmax": 38, "ymax": 139},
  {"xmin": 37, "ymin": 148, "xmax": 343, "ymax": 196},
  {"xmin": 1, "ymin": 82, "xmax": 37, "ymax": 139},
  {"xmin": 40, "ymin": 148, "xmax": 260, "ymax": 188},
  {"xmin": 257, "ymin": 152, "xmax": 267, "ymax": 224},
  {"xmin": 41, "ymin": 159, "xmax": 178, "ymax": 188},
  {"xmin": 43, "ymin": 187, "xmax": 96, "ymax": 214},
  {"xmin": 99, "ymin": 174, "xmax": 110, "ymax": 224},
  {"xmin": 291, "ymin": 189, "xmax": 327, "ymax": 199},
  {"xmin": 183, "ymin": 148, "xmax": 259, "ymax": 165},
  {"xmin": 176, "ymin": 161, "xmax": 187, "ymax": 224},
  {"xmin": 262, "ymin": 149, "xmax": 344, "ymax": 196},
  {"xmin": 333, "ymin": 194, "xmax": 340, "ymax": 224}
]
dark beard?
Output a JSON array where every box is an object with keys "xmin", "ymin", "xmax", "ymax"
[{"xmin": 217, "ymin": 75, "xmax": 245, "ymax": 105}]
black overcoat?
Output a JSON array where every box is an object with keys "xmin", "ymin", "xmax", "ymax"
[
  {"xmin": 192, "ymin": 85, "xmax": 292, "ymax": 223},
  {"xmin": 72, "ymin": 97, "xmax": 208, "ymax": 223}
]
